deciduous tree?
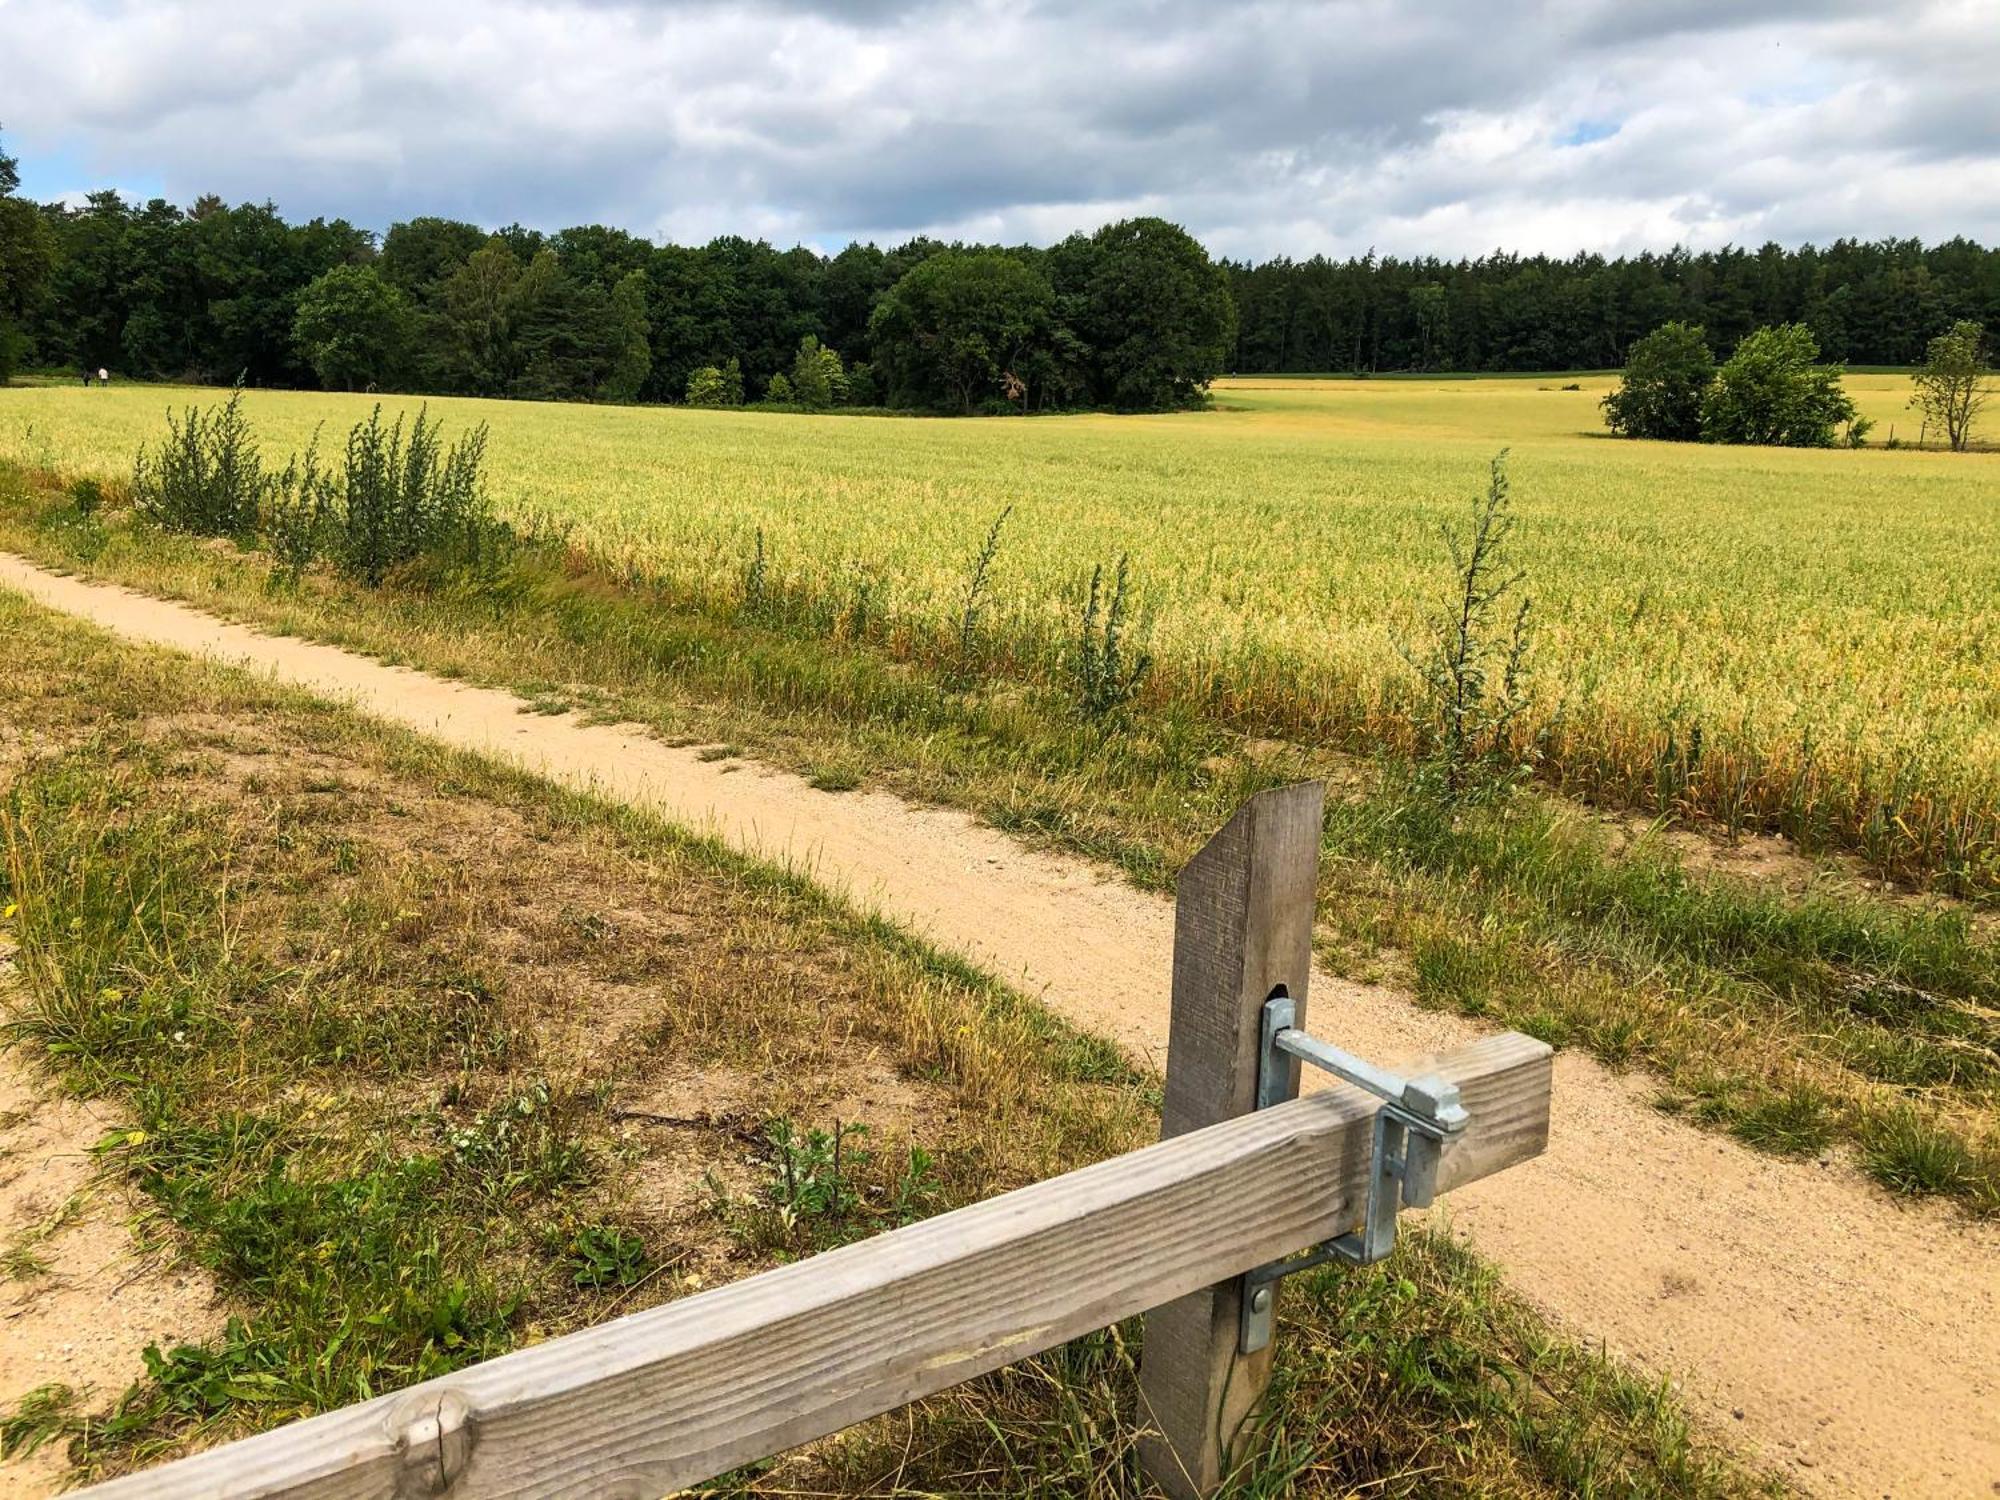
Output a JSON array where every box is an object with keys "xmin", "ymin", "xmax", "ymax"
[
  {"xmin": 293, "ymin": 264, "xmax": 411, "ymax": 391},
  {"xmin": 1051, "ymin": 218, "xmax": 1235, "ymax": 409},
  {"xmin": 379, "ymin": 216, "xmax": 487, "ymax": 299},
  {"xmin": 1701, "ymin": 323, "xmax": 1858, "ymax": 447},
  {"xmin": 1910, "ymin": 319, "xmax": 1991, "ymax": 451},
  {"xmin": 597, "ymin": 270, "xmax": 652, "ymax": 403},
  {"xmin": 790, "ymin": 334, "xmax": 846, "ymax": 408},
  {"xmin": 868, "ymin": 250, "xmax": 1054, "ymax": 412},
  {"xmin": 1601, "ymin": 321, "xmax": 1714, "ymax": 441},
  {"xmin": 435, "ymin": 237, "xmax": 523, "ymax": 395},
  {"xmin": 0, "ymin": 132, "xmax": 55, "ymax": 382}
]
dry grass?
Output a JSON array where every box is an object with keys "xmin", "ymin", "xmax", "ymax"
[{"xmin": 0, "ymin": 591, "xmax": 1776, "ymax": 1495}]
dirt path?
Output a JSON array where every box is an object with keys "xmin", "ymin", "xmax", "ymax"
[{"xmin": 3, "ymin": 553, "xmax": 1996, "ymax": 1498}]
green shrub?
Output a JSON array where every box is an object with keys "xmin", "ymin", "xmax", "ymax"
[
  {"xmin": 336, "ymin": 404, "xmax": 492, "ymax": 585},
  {"xmin": 1601, "ymin": 322, "xmax": 1713, "ymax": 441},
  {"xmin": 685, "ymin": 357, "xmax": 743, "ymax": 406},
  {"xmin": 1701, "ymin": 324, "xmax": 1857, "ymax": 447},
  {"xmin": 844, "ymin": 360, "xmax": 881, "ymax": 407},
  {"xmin": 131, "ymin": 386, "xmax": 265, "ymax": 537},
  {"xmin": 263, "ymin": 430, "xmax": 337, "ymax": 584}
]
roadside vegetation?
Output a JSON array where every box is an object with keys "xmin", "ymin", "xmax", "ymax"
[
  {"xmin": 1, "ymin": 438, "xmax": 1993, "ymax": 1216},
  {"xmin": 0, "ymin": 592, "xmax": 1776, "ymax": 1495}
]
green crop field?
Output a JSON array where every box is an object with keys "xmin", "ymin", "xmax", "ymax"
[{"xmin": 5, "ymin": 373, "xmax": 1998, "ymax": 885}]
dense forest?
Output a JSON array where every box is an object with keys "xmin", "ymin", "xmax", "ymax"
[
  {"xmin": 0, "ymin": 138, "xmax": 1236, "ymax": 413},
  {"xmin": 3, "ymin": 133, "xmax": 1996, "ymax": 408},
  {"xmin": 1225, "ymin": 240, "xmax": 2000, "ymax": 373}
]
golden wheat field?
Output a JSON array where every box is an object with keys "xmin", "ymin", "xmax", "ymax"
[{"xmin": 5, "ymin": 373, "xmax": 1998, "ymax": 881}]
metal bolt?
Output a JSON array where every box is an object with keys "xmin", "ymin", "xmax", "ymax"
[{"xmin": 1249, "ymin": 1286, "xmax": 1272, "ymax": 1315}]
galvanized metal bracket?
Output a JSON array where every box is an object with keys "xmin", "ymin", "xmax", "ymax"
[{"xmin": 1239, "ymin": 994, "xmax": 1470, "ymax": 1354}]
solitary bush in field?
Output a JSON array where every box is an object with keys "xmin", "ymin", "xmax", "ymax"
[
  {"xmin": 1701, "ymin": 324, "xmax": 1857, "ymax": 447},
  {"xmin": 1602, "ymin": 322, "xmax": 1713, "ymax": 441},
  {"xmin": 131, "ymin": 387, "xmax": 265, "ymax": 537},
  {"xmin": 1910, "ymin": 319, "xmax": 1992, "ymax": 451},
  {"xmin": 337, "ymin": 405, "xmax": 492, "ymax": 585}
]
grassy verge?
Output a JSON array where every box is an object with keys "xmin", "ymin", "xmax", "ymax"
[
  {"xmin": 4, "ymin": 468, "xmax": 1995, "ymax": 1213},
  {"xmin": 0, "ymin": 591, "xmax": 1780, "ymax": 1495}
]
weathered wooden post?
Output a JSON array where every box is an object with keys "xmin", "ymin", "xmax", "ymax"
[{"xmin": 1137, "ymin": 780, "xmax": 1325, "ymax": 1498}]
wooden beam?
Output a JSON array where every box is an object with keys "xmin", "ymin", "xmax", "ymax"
[
  {"xmin": 1138, "ymin": 780, "xmax": 1324, "ymax": 1499},
  {"xmin": 74, "ymin": 1032, "xmax": 1551, "ymax": 1500}
]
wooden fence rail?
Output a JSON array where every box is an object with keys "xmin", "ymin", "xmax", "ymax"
[{"xmin": 74, "ymin": 785, "xmax": 1553, "ymax": 1500}]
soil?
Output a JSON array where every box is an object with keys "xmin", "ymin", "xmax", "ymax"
[
  {"xmin": 0, "ymin": 991, "xmax": 223, "ymax": 1499},
  {"xmin": 4, "ymin": 551, "xmax": 1998, "ymax": 1498}
]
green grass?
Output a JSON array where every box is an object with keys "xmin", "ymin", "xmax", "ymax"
[
  {"xmin": 0, "ymin": 590, "xmax": 1776, "ymax": 1495},
  {"xmin": 4, "ymin": 374, "xmax": 1998, "ymax": 888}
]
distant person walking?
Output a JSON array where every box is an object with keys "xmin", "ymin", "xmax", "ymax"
[
  {"xmin": 97, "ymin": 367, "xmax": 109, "ymax": 387},
  {"xmin": 81, "ymin": 368, "xmax": 90, "ymax": 387}
]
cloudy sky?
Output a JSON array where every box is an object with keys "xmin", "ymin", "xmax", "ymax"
[{"xmin": 4, "ymin": 0, "xmax": 1998, "ymax": 259}]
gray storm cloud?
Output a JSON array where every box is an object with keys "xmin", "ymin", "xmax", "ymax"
[{"xmin": 3, "ymin": 0, "xmax": 1996, "ymax": 254}]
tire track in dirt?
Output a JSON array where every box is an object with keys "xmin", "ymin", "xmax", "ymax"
[{"xmin": 3, "ymin": 552, "xmax": 1995, "ymax": 1498}]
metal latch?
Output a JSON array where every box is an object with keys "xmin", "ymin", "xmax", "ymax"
[{"xmin": 1239, "ymin": 994, "xmax": 1470, "ymax": 1353}]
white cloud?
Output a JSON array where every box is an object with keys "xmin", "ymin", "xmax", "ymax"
[{"xmin": 2, "ymin": 0, "xmax": 1997, "ymax": 256}]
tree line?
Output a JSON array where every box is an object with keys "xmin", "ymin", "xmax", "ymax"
[
  {"xmin": 0, "ymin": 137, "xmax": 1234, "ymax": 413},
  {"xmin": 1223, "ymin": 240, "xmax": 2000, "ymax": 373},
  {"xmin": 5, "ymin": 130, "xmax": 1998, "ymax": 406}
]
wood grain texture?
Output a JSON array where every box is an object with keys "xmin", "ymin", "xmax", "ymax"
[
  {"xmin": 73, "ymin": 1031, "xmax": 1550, "ymax": 1500},
  {"xmin": 1155, "ymin": 782, "xmax": 1325, "ymax": 1139},
  {"xmin": 1139, "ymin": 780, "xmax": 1326, "ymax": 1498}
]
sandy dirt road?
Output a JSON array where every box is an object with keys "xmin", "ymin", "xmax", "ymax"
[{"xmin": 3, "ymin": 552, "xmax": 1996, "ymax": 1497}]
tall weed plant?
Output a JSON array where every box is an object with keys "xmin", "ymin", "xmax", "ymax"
[
  {"xmin": 1073, "ymin": 554, "xmax": 1152, "ymax": 720},
  {"xmin": 131, "ymin": 386, "xmax": 265, "ymax": 538},
  {"xmin": 125, "ymin": 393, "xmax": 496, "ymax": 587},
  {"xmin": 338, "ymin": 405, "xmax": 493, "ymax": 585},
  {"xmin": 1406, "ymin": 452, "xmax": 1536, "ymax": 801},
  {"xmin": 264, "ymin": 430, "xmax": 337, "ymax": 586}
]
